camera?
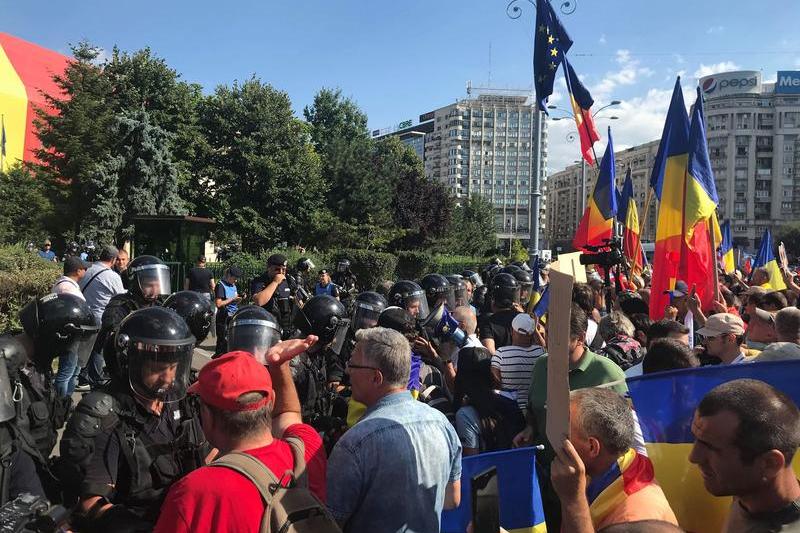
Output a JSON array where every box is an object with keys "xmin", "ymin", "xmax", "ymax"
[
  {"xmin": 0, "ymin": 493, "xmax": 70, "ymax": 533},
  {"xmin": 579, "ymin": 237, "xmax": 624, "ymax": 268}
]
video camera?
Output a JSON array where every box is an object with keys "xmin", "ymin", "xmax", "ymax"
[
  {"xmin": 579, "ymin": 237, "xmax": 624, "ymax": 268},
  {"xmin": 0, "ymin": 493, "xmax": 70, "ymax": 533}
]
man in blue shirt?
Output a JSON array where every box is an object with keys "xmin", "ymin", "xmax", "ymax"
[
  {"xmin": 38, "ymin": 239, "xmax": 56, "ymax": 261},
  {"xmin": 214, "ymin": 267, "xmax": 243, "ymax": 355},
  {"xmin": 327, "ymin": 327, "xmax": 462, "ymax": 533},
  {"xmin": 314, "ymin": 269, "xmax": 340, "ymax": 299}
]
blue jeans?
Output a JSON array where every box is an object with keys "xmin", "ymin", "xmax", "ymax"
[
  {"xmin": 79, "ymin": 350, "xmax": 106, "ymax": 388},
  {"xmin": 54, "ymin": 350, "xmax": 81, "ymax": 397}
]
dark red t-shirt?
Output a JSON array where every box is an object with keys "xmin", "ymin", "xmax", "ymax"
[{"xmin": 154, "ymin": 424, "xmax": 326, "ymax": 533}]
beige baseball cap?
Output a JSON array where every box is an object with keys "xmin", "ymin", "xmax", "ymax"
[{"xmin": 697, "ymin": 313, "xmax": 745, "ymax": 337}]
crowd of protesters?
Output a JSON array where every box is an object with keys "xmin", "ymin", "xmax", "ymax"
[{"xmin": 2, "ymin": 245, "xmax": 799, "ymax": 533}]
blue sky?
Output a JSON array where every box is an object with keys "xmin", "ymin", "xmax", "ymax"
[{"xmin": 7, "ymin": 0, "xmax": 800, "ymax": 170}]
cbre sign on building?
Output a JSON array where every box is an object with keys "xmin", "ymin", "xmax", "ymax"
[
  {"xmin": 699, "ymin": 70, "xmax": 761, "ymax": 98},
  {"xmin": 776, "ymin": 71, "xmax": 800, "ymax": 94}
]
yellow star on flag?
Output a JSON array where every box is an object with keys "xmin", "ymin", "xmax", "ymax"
[
  {"xmin": 548, "ymin": 35, "xmax": 555, "ymax": 44},
  {"xmin": 550, "ymin": 48, "xmax": 558, "ymax": 57}
]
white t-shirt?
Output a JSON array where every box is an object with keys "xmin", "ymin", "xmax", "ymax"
[
  {"xmin": 51, "ymin": 276, "xmax": 85, "ymax": 300},
  {"xmin": 491, "ymin": 344, "xmax": 546, "ymax": 409}
]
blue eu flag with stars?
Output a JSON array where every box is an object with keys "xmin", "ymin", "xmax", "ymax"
[{"xmin": 534, "ymin": 0, "xmax": 573, "ymax": 111}]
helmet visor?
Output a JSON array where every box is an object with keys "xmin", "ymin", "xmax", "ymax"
[
  {"xmin": 134, "ymin": 264, "xmax": 172, "ymax": 300},
  {"xmin": 74, "ymin": 327, "xmax": 100, "ymax": 367},
  {"xmin": 0, "ymin": 360, "xmax": 15, "ymax": 423},
  {"xmin": 227, "ymin": 318, "xmax": 282, "ymax": 365},
  {"xmin": 128, "ymin": 341, "xmax": 193, "ymax": 402},
  {"xmin": 352, "ymin": 301, "xmax": 384, "ymax": 332},
  {"xmin": 404, "ymin": 290, "xmax": 430, "ymax": 320}
]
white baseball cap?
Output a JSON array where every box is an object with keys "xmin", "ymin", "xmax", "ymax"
[{"xmin": 512, "ymin": 313, "xmax": 535, "ymax": 335}]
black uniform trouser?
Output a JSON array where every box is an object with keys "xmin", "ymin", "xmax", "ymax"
[{"xmin": 214, "ymin": 317, "xmax": 229, "ymax": 356}]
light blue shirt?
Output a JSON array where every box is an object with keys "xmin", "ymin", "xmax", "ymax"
[
  {"xmin": 327, "ymin": 391, "xmax": 462, "ymax": 533},
  {"xmin": 80, "ymin": 263, "xmax": 125, "ymax": 322}
]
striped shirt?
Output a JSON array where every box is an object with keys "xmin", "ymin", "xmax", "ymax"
[{"xmin": 491, "ymin": 344, "xmax": 546, "ymax": 409}]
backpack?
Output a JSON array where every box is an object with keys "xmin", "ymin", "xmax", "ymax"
[{"xmin": 210, "ymin": 437, "xmax": 342, "ymax": 533}]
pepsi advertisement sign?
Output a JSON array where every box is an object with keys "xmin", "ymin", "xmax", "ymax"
[
  {"xmin": 700, "ymin": 70, "xmax": 761, "ymax": 98},
  {"xmin": 776, "ymin": 71, "xmax": 800, "ymax": 94}
]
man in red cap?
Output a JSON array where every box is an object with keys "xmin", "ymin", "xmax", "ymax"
[{"xmin": 154, "ymin": 336, "xmax": 326, "ymax": 533}]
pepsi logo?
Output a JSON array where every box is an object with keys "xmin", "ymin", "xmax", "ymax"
[{"xmin": 702, "ymin": 77, "xmax": 717, "ymax": 94}]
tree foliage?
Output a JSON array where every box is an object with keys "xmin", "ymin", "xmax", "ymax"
[
  {"xmin": 0, "ymin": 165, "xmax": 54, "ymax": 244},
  {"xmin": 435, "ymin": 195, "xmax": 497, "ymax": 257},
  {"xmin": 198, "ymin": 78, "xmax": 325, "ymax": 251}
]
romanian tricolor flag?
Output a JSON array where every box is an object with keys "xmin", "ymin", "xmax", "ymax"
[
  {"xmin": 718, "ymin": 220, "xmax": 735, "ymax": 274},
  {"xmin": 441, "ymin": 447, "xmax": 547, "ymax": 533},
  {"xmin": 627, "ymin": 361, "xmax": 800, "ymax": 533},
  {"xmin": 573, "ymin": 127, "xmax": 617, "ymax": 251},
  {"xmin": 564, "ymin": 58, "xmax": 600, "ymax": 166},
  {"xmin": 678, "ymin": 87, "xmax": 722, "ymax": 313},
  {"xmin": 649, "ymin": 79, "xmax": 722, "ymax": 320},
  {"xmin": 752, "ymin": 227, "xmax": 787, "ymax": 291},
  {"xmin": 0, "ymin": 33, "xmax": 69, "ymax": 166},
  {"xmin": 618, "ymin": 168, "xmax": 643, "ymax": 274}
]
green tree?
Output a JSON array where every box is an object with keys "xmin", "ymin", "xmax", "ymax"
[
  {"xmin": 198, "ymin": 78, "xmax": 324, "ymax": 251},
  {"xmin": 776, "ymin": 222, "xmax": 800, "ymax": 262},
  {"xmin": 303, "ymin": 88, "xmax": 369, "ymax": 157},
  {"xmin": 508, "ymin": 239, "xmax": 529, "ymax": 263},
  {"xmin": 0, "ymin": 165, "xmax": 54, "ymax": 244},
  {"xmin": 392, "ymin": 170, "xmax": 453, "ymax": 250},
  {"xmin": 437, "ymin": 195, "xmax": 496, "ymax": 256},
  {"xmin": 34, "ymin": 41, "xmax": 117, "ymax": 239}
]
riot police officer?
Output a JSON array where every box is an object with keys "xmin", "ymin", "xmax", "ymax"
[
  {"xmin": 59, "ymin": 306, "xmax": 208, "ymax": 530},
  {"xmin": 15, "ymin": 293, "xmax": 99, "ymax": 459},
  {"xmin": 387, "ymin": 280, "xmax": 431, "ymax": 320},
  {"xmin": 478, "ymin": 273, "xmax": 521, "ymax": 353},
  {"xmin": 445, "ymin": 275, "xmax": 469, "ymax": 308},
  {"xmin": 164, "ymin": 290, "xmax": 215, "ymax": 344},
  {"xmin": 332, "ymin": 258, "xmax": 357, "ymax": 307},
  {"xmin": 101, "ymin": 255, "xmax": 171, "ymax": 340},
  {"xmin": 420, "ymin": 273, "xmax": 456, "ymax": 311},
  {"xmin": 225, "ymin": 305, "xmax": 282, "ymax": 365},
  {"xmin": 251, "ymin": 254, "xmax": 295, "ymax": 340},
  {"xmin": 293, "ymin": 257, "xmax": 316, "ymax": 296},
  {"xmin": 289, "ymin": 295, "xmax": 349, "ymax": 432},
  {"xmin": 512, "ymin": 269, "xmax": 535, "ymax": 308}
]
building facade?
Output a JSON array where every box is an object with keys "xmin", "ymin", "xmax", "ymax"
[
  {"xmin": 702, "ymin": 70, "xmax": 800, "ymax": 249},
  {"xmin": 546, "ymin": 140, "xmax": 660, "ymax": 251},
  {"xmin": 546, "ymin": 69, "xmax": 800, "ymax": 252},
  {"xmin": 375, "ymin": 92, "xmax": 548, "ymax": 247}
]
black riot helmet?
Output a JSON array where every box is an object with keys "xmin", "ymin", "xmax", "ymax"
[
  {"xmin": 480, "ymin": 264, "xmax": 502, "ymax": 286},
  {"xmin": 500, "ymin": 264, "xmax": 522, "ymax": 275},
  {"xmin": 0, "ymin": 337, "xmax": 28, "ymax": 423},
  {"xmin": 127, "ymin": 255, "xmax": 171, "ymax": 302},
  {"xmin": 445, "ymin": 275, "xmax": 468, "ymax": 308},
  {"xmin": 111, "ymin": 307, "xmax": 194, "ymax": 402},
  {"xmin": 296, "ymin": 257, "xmax": 316, "ymax": 273},
  {"xmin": 461, "ymin": 269, "xmax": 483, "ymax": 289},
  {"xmin": 420, "ymin": 273, "xmax": 455, "ymax": 310},
  {"xmin": 352, "ymin": 291, "xmax": 388, "ymax": 332},
  {"xmin": 388, "ymin": 280, "xmax": 431, "ymax": 320},
  {"xmin": 227, "ymin": 305, "xmax": 282, "ymax": 365},
  {"xmin": 293, "ymin": 295, "xmax": 349, "ymax": 354},
  {"xmin": 19, "ymin": 293, "xmax": 99, "ymax": 369},
  {"xmin": 512, "ymin": 260, "xmax": 532, "ymax": 272},
  {"xmin": 513, "ymin": 270, "xmax": 534, "ymax": 304},
  {"xmin": 490, "ymin": 273, "xmax": 521, "ymax": 309},
  {"xmin": 163, "ymin": 291, "xmax": 214, "ymax": 344},
  {"xmin": 336, "ymin": 259, "xmax": 351, "ymax": 273}
]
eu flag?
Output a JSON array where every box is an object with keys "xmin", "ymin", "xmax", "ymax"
[{"xmin": 533, "ymin": 0, "xmax": 573, "ymax": 111}]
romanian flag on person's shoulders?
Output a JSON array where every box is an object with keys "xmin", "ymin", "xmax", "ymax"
[
  {"xmin": 618, "ymin": 168, "xmax": 643, "ymax": 274},
  {"xmin": 752, "ymin": 227, "xmax": 787, "ymax": 291},
  {"xmin": 627, "ymin": 361, "xmax": 800, "ymax": 533},
  {"xmin": 718, "ymin": 220, "xmax": 735, "ymax": 274},
  {"xmin": 573, "ymin": 127, "xmax": 617, "ymax": 251},
  {"xmin": 441, "ymin": 447, "xmax": 547, "ymax": 533},
  {"xmin": 564, "ymin": 58, "xmax": 600, "ymax": 165}
]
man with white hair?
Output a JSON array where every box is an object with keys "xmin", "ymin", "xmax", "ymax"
[{"xmin": 327, "ymin": 327, "xmax": 462, "ymax": 532}]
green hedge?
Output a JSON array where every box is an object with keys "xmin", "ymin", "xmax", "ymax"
[
  {"xmin": 0, "ymin": 244, "xmax": 61, "ymax": 332},
  {"xmin": 395, "ymin": 251, "xmax": 438, "ymax": 281},
  {"xmin": 329, "ymin": 249, "xmax": 398, "ymax": 292}
]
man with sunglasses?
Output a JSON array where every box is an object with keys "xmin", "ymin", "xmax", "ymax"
[
  {"xmin": 697, "ymin": 313, "xmax": 749, "ymax": 365},
  {"xmin": 252, "ymin": 254, "xmax": 295, "ymax": 339}
]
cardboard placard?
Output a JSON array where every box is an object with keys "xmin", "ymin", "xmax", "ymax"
[
  {"xmin": 545, "ymin": 269, "xmax": 575, "ymax": 451},
  {"xmin": 550, "ymin": 252, "xmax": 586, "ymax": 283},
  {"xmin": 779, "ymin": 242, "xmax": 789, "ymax": 271}
]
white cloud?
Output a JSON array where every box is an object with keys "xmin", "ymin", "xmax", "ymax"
[
  {"xmin": 706, "ymin": 25, "xmax": 725, "ymax": 34},
  {"xmin": 616, "ymin": 49, "xmax": 631, "ymax": 65},
  {"xmin": 693, "ymin": 61, "xmax": 741, "ymax": 79},
  {"xmin": 91, "ymin": 47, "xmax": 110, "ymax": 66},
  {"xmin": 794, "ymin": 57, "xmax": 800, "ymax": 67},
  {"xmin": 589, "ymin": 49, "xmax": 654, "ymax": 102},
  {"xmin": 599, "ymin": 34, "xmax": 607, "ymax": 45},
  {"xmin": 673, "ymin": 54, "xmax": 686, "ymax": 65}
]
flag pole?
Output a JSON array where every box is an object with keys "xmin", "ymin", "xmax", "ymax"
[
  {"xmin": 633, "ymin": 186, "xmax": 654, "ymax": 275},
  {"xmin": 709, "ymin": 214, "xmax": 720, "ymax": 305},
  {"xmin": 1, "ymin": 114, "xmax": 5, "ymax": 173}
]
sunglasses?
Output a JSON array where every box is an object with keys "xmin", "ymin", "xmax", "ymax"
[{"xmin": 345, "ymin": 360, "xmax": 380, "ymax": 371}]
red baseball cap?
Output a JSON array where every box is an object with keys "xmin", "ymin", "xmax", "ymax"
[{"xmin": 188, "ymin": 351, "xmax": 273, "ymax": 411}]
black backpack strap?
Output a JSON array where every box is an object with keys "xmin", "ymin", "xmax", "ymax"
[{"xmin": 80, "ymin": 267, "xmax": 110, "ymax": 292}]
